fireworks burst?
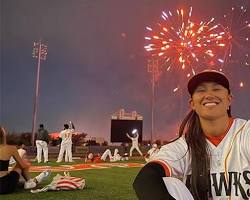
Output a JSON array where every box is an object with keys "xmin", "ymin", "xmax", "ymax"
[
  {"xmin": 144, "ymin": 7, "xmax": 227, "ymax": 76},
  {"xmin": 222, "ymin": 6, "xmax": 250, "ymax": 67}
]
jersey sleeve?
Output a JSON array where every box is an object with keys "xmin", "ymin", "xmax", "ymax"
[
  {"xmin": 133, "ymin": 162, "xmax": 176, "ymax": 200},
  {"xmin": 241, "ymin": 120, "xmax": 250, "ymax": 157},
  {"xmin": 150, "ymin": 136, "xmax": 190, "ymax": 177}
]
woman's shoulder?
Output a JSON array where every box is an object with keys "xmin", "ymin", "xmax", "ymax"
[
  {"xmin": 0, "ymin": 144, "xmax": 10, "ymax": 147},
  {"xmin": 160, "ymin": 136, "xmax": 187, "ymax": 152},
  {"xmin": 1, "ymin": 144, "xmax": 17, "ymax": 151},
  {"xmin": 0, "ymin": 145, "xmax": 17, "ymax": 158},
  {"xmin": 231, "ymin": 118, "xmax": 250, "ymax": 142},
  {"xmin": 163, "ymin": 136, "xmax": 186, "ymax": 146},
  {"xmin": 233, "ymin": 118, "xmax": 250, "ymax": 130},
  {"xmin": 233, "ymin": 118, "xmax": 250, "ymax": 123}
]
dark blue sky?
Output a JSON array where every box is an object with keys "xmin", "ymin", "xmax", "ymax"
[{"xmin": 1, "ymin": 0, "xmax": 250, "ymax": 142}]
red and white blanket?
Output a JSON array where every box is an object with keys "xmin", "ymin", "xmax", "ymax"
[{"xmin": 31, "ymin": 172, "xmax": 85, "ymax": 193}]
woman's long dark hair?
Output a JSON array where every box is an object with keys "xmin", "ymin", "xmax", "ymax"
[{"xmin": 178, "ymin": 110, "xmax": 210, "ymax": 200}]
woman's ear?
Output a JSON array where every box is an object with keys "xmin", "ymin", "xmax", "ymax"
[
  {"xmin": 189, "ymin": 98, "xmax": 195, "ymax": 111},
  {"xmin": 228, "ymin": 94, "xmax": 233, "ymax": 106}
]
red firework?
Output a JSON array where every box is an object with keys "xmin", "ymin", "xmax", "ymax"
[{"xmin": 144, "ymin": 7, "xmax": 227, "ymax": 76}]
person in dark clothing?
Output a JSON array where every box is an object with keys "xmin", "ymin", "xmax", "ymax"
[{"xmin": 36, "ymin": 124, "xmax": 49, "ymax": 163}]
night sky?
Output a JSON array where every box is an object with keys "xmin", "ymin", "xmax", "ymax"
[{"xmin": 1, "ymin": 0, "xmax": 250, "ymax": 142}]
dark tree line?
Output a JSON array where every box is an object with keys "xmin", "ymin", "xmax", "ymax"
[{"xmin": 6, "ymin": 132, "xmax": 88, "ymax": 146}]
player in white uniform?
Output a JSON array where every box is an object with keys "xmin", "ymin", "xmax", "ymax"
[
  {"xmin": 101, "ymin": 148, "xmax": 122, "ymax": 162},
  {"xmin": 9, "ymin": 143, "xmax": 27, "ymax": 165},
  {"xmin": 126, "ymin": 129, "xmax": 143, "ymax": 157},
  {"xmin": 133, "ymin": 69, "xmax": 250, "ymax": 200},
  {"xmin": 56, "ymin": 122, "xmax": 75, "ymax": 163},
  {"xmin": 144, "ymin": 143, "xmax": 159, "ymax": 162}
]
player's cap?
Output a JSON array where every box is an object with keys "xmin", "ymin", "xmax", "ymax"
[{"xmin": 187, "ymin": 69, "xmax": 230, "ymax": 96}]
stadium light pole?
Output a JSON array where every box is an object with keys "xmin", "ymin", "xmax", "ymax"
[
  {"xmin": 147, "ymin": 59, "xmax": 161, "ymax": 144},
  {"xmin": 31, "ymin": 40, "xmax": 48, "ymax": 146}
]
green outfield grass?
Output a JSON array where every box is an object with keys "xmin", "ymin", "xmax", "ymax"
[{"xmin": 1, "ymin": 160, "xmax": 142, "ymax": 200}]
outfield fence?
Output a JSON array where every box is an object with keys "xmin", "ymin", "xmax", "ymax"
[{"xmin": 26, "ymin": 145, "xmax": 151, "ymax": 158}]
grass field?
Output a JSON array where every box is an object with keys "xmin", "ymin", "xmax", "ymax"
[{"xmin": 1, "ymin": 160, "xmax": 143, "ymax": 200}]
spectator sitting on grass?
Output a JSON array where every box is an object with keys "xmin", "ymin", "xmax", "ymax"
[{"xmin": 0, "ymin": 126, "xmax": 51, "ymax": 194}]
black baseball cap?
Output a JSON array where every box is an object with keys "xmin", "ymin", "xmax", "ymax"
[{"xmin": 188, "ymin": 69, "xmax": 230, "ymax": 95}]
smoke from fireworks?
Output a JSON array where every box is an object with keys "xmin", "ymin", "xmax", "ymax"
[
  {"xmin": 219, "ymin": 5, "xmax": 250, "ymax": 89},
  {"xmin": 222, "ymin": 6, "xmax": 250, "ymax": 67},
  {"xmin": 144, "ymin": 7, "xmax": 227, "ymax": 77}
]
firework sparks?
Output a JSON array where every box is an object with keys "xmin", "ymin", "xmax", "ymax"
[
  {"xmin": 240, "ymin": 81, "xmax": 244, "ymax": 87},
  {"xmin": 144, "ymin": 7, "xmax": 227, "ymax": 76},
  {"xmin": 173, "ymin": 87, "xmax": 179, "ymax": 93},
  {"xmin": 222, "ymin": 6, "xmax": 250, "ymax": 67}
]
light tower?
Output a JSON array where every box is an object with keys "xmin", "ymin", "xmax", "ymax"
[
  {"xmin": 147, "ymin": 59, "xmax": 161, "ymax": 144},
  {"xmin": 31, "ymin": 40, "xmax": 48, "ymax": 146}
]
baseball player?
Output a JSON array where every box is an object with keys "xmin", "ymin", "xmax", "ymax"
[
  {"xmin": 126, "ymin": 129, "xmax": 143, "ymax": 157},
  {"xmin": 36, "ymin": 124, "xmax": 49, "ymax": 163},
  {"xmin": 144, "ymin": 143, "xmax": 159, "ymax": 162},
  {"xmin": 100, "ymin": 149, "xmax": 113, "ymax": 161},
  {"xmin": 56, "ymin": 122, "xmax": 75, "ymax": 163},
  {"xmin": 9, "ymin": 143, "xmax": 27, "ymax": 165},
  {"xmin": 101, "ymin": 148, "xmax": 122, "ymax": 162},
  {"xmin": 112, "ymin": 148, "xmax": 122, "ymax": 161},
  {"xmin": 85, "ymin": 153, "xmax": 102, "ymax": 163},
  {"xmin": 133, "ymin": 69, "xmax": 250, "ymax": 199}
]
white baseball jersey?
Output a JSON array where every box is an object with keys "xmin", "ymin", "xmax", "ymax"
[
  {"xmin": 9, "ymin": 148, "xmax": 27, "ymax": 165},
  {"xmin": 145, "ymin": 147, "xmax": 160, "ymax": 162},
  {"xmin": 148, "ymin": 147, "xmax": 159, "ymax": 157},
  {"xmin": 127, "ymin": 133, "xmax": 139, "ymax": 147},
  {"xmin": 152, "ymin": 118, "xmax": 250, "ymax": 199},
  {"xmin": 60, "ymin": 128, "xmax": 74, "ymax": 145}
]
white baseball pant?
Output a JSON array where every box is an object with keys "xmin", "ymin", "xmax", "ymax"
[{"xmin": 36, "ymin": 140, "xmax": 48, "ymax": 163}]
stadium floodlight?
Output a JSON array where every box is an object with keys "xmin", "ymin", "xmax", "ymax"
[
  {"xmin": 147, "ymin": 59, "xmax": 161, "ymax": 144},
  {"xmin": 31, "ymin": 40, "xmax": 48, "ymax": 146}
]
